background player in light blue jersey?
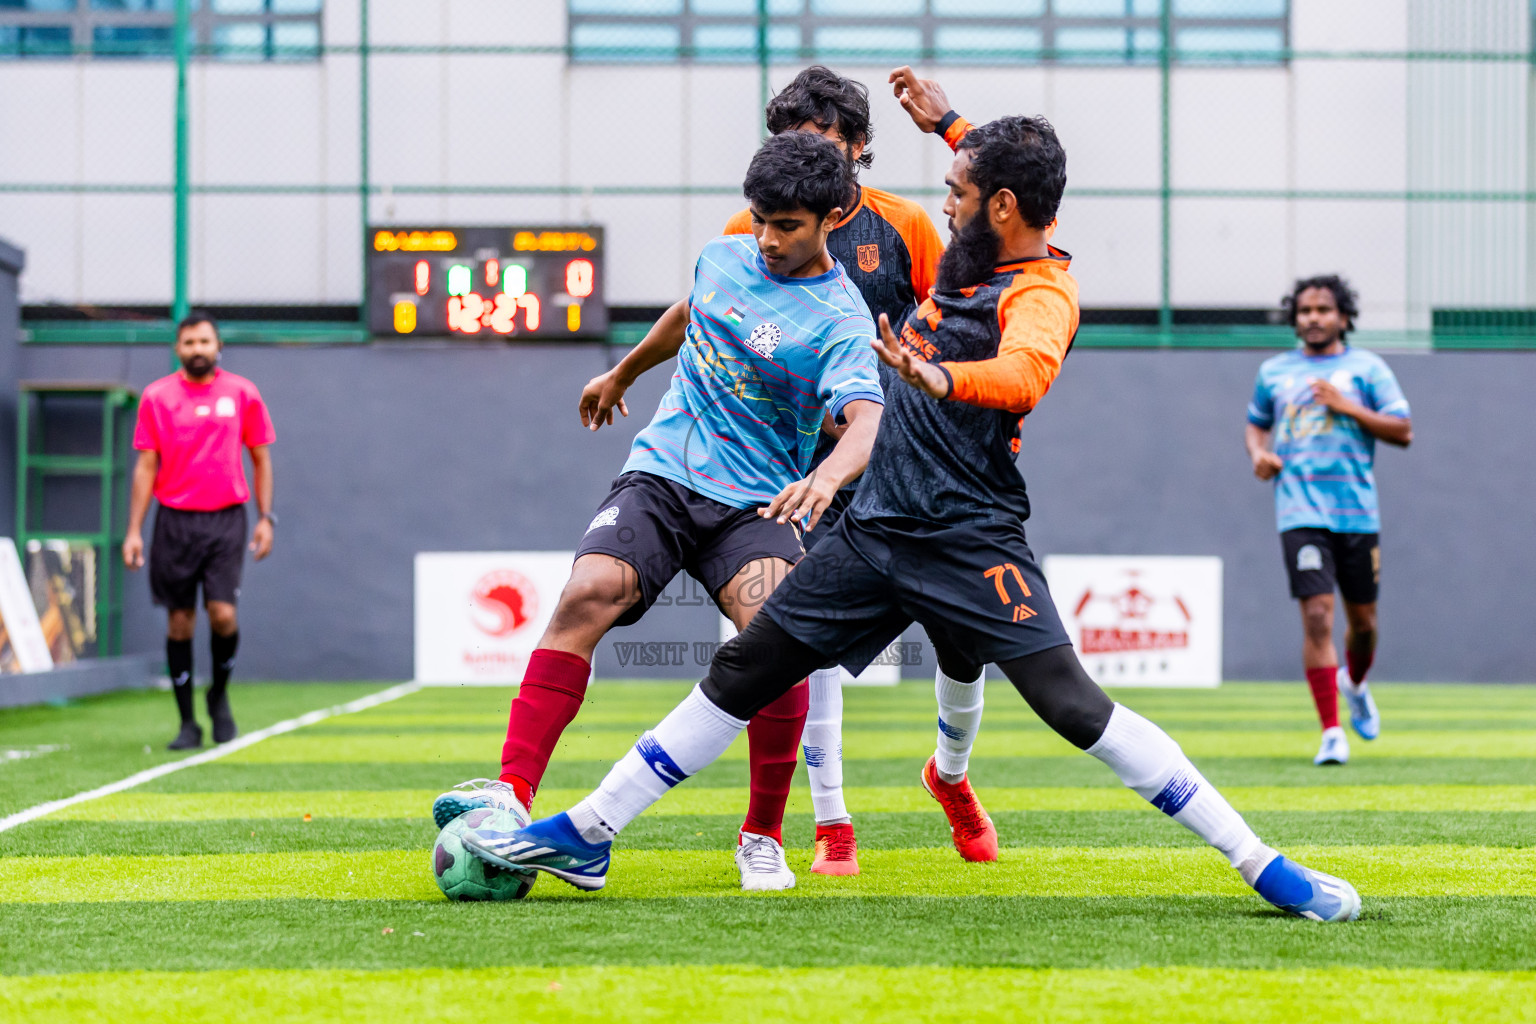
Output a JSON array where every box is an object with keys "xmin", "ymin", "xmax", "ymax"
[
  {"xmin": 1245, "ymin": 275, "xmax": 1413, "ymax": 766},
  {"xmin": 432, "ymin": 131, "xmax": 883, "ymax": 894}
]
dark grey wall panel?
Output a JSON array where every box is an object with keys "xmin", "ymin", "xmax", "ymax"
[
  {"xmin": 10, "ymin": 339, "xmax": 1534, "ymax": 683},
  {"xmin": 0, "ymin": 237, "xmax": 22, "ymax": 539}
]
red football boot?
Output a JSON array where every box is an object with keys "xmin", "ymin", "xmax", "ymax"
[
  {"xmin": 810, "ymin": 822, "xmax": 860, "ymax": 876},
  {"xmin": 921, "ymin": 756, "xmax": 999, "ymax": 862}
]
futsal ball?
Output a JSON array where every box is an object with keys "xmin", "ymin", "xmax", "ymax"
[{"xmin": 432, "ymin": 808, "xmax": 536, "ymax": 901}]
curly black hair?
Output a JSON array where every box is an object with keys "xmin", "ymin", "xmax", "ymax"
[
  {"xmin": 743, "ymin": 130, "xmax": 854, "ymax": 221},
  {"xmin": 765, "ymin": 65, "xmax": 874, "ymax": 169},
  {"xmin": 1282, "ymin": 275, "xmax": 1359, "ymax": 337},
  {"xmin": 955, "ymin": 116, "xmax": 1067, "ymax": 230}
]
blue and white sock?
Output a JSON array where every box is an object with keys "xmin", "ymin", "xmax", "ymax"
[
  {"xmin": 568, "ymin": 684, "xmax": 747, "ymax": 844},
  {"xmin": 934, "ymin": 665, "xmax": 984, "ymax": 784},
  {"xmin": 1087, "ymin": 703, "xmax": 1277, "ymax": 884},
  {"xmin": 803, "ymin": 667, "xmax": 849, "ymax": 825}
]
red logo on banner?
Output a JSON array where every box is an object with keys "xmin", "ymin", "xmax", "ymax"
[
  {"xmin": 1071, "ymin": 572, "xmax": 1191, "ymax": 655},
  {"xmin": 470, "ymin": 570, "xmax": 538, "ymax": 637}
]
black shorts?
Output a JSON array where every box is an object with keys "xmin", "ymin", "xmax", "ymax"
[
  {"xmin": 800, "ymin": 487, "xmax": 853, "ymax": 552},
  {"xmin": 575, "ymin": 471, "xmax": 805, "ymax": 628},
  {"xmin": 149, "ymin": 504, "xmax": 248, "ymax": 609},
  {"xmin": 761, "ymin": 513, "xmax": 1071, "ymax": 675},
  {"xmin": 1281, "ymin": 528, "xmax": 1380, "ymax": 604}
]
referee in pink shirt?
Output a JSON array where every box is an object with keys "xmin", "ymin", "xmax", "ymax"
[{"xmin": 123, "ymin": 314, "xmax": 277, "ymax": 750}]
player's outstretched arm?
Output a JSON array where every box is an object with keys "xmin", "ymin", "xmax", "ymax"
[
  {"xmin": 889, "ymin": 66, "xmax": 971, "ymax": 149},
  {"xmin": 579, "ymin": 298, "xmax": 689, "ymax": 431},
  {"xmin": 873, "ymin": 312, "xmax": 952, "ymax": 399},
  {"xmin": 760, "ymin": 399, "xmax": 882, "ymax": 532},
  {"xmin": 1245, "ymin": 423, "xmax": 1283, "ymax": 480}
]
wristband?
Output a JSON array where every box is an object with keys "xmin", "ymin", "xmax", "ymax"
[{"xmin": 935, "ymin": 110, "xmax": 961, "ymax": 135}]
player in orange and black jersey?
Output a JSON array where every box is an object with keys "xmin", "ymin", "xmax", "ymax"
[{"xmin": 579, "ymin": 65, "xmax": 991, "ymax": 879}]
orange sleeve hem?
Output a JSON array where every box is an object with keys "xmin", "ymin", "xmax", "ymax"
[
  {"xmin": 940, "ymin": 272, "xmax": 1079, "ymax": 413},
  {"xmin": 942, "ymin": 115, "xmax": 974, "ymax": 152}
]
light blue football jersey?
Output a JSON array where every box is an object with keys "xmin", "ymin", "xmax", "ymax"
[
  {"xmin": 624, "ymin": 235, "xmax": 884, "ymax": 509},
  {"xmin": 1247, "ymin": 346, "xmax": 1410, "ymax": 534}
]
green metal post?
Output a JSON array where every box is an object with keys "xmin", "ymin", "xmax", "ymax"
[
  {"xmin": 98, "ymin": 394, "xmax": 116, "ymax": 654},
  {"xmin": 172, "ymin": 0, "xmax": 191, "ymax": 331},
  {"xmin": 14, "ymin": 392, "xmax": 28, "ymax": 549},
  {"xmin": 1158, "ymin": 0, "xmax": 1173, "ymax": 340},
  {"xmin": 756, "ymin": 0, "xmax": 769, "ymax": 132},
  {"xmin": 359, "ymin": 0, "xmax": 371, "ymax": 326}
]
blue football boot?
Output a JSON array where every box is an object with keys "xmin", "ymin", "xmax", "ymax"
[
  {"xmin": 1252, "ymin": 854, "xmax": 1361, "ymax": 922},
  {"xmin": 461, "ymin": 811, "xmax": 611, "ymax": 891},
  {"xmin": 1341, "ymin": 677, "xmax": 1381, "ymax": 741},
  {"xmin": 431, "ymin": 778, "xmax": 529, "ymax": 830}
]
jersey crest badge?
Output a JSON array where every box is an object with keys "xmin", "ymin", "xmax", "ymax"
[
  {"xmin": 857, "ymin": 244, "xmax": 880, "ymax": 273},
  {"xmin": 586, "ymin": 506, "xmax": 620, "ymax": 533},
  {"xmin": 746, "ymin": 322, "xmax": 782, "ymax": 359}
]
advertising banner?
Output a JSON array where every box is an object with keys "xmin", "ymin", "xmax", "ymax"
[
  {"xmin": 1042, "ymin": 555, "xmax": 1223, "ymax": 688},
  {"xmin": 414, "ymin": 552, "xmax": 574, "ymax": 684}
]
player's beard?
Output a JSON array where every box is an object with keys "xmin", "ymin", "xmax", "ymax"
[
  {"xmin": 936, "ymin": 212, "xmax": 1001, "ymax": 292},
  {"xmin": 180, "ymin": 354, "xmax": 216, "ymax": 378}
]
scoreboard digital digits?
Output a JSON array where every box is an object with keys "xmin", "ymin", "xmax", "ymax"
[{"xmin": 367, "ymin": 225, "xmax": 608, "ymax": 340}]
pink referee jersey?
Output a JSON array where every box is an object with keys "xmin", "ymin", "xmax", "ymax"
[{"xmin": 133, "ymin": 369, "xmax": 276, "ymax": 511}]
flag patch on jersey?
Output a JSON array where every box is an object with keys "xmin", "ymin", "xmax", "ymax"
[{"xmin": 723, "ymin": 306, "xmax": 745, "ymax": 326}]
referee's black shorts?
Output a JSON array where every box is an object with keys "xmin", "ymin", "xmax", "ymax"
[{"xmin": 149, "ymin": 504, "xmax": 248, "ymax": 609}]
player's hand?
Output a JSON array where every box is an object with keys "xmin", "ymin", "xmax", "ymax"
[
  {"xmin": 249, "ymin": 518, "xmax": 274, "ymax": 561},
  {"xmin": 122, "ymin": 533, "xmax": 144, "ymax": 570},
  {"xmin": 1309, "ymin": 377, "xmax": 1352, "ymax": 414},
  {"xmin": 579, "ymin": 369, "xmax": 630, "ymax": 431},
  {"xmin": 889, "ymin": 66, "xmax": 952, "ymax": 134},
  {"xmin": 873, "ymin": 313, "xmax": 950, "ymax": 400},
  {"xmin": 760, "ymin": 472, "xmax": 839, "ymax": 533},
  {"xmin": 1251, "ymin": 450, "xmax": 1284, "ymax": 481}
]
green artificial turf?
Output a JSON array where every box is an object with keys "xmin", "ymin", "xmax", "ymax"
[{"xmin": 1, "ymin": 680, "xmax": 1534, "ymax": 1023}]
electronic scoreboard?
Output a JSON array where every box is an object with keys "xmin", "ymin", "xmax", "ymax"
[{"xmin": 366, "ymin": 225, "xmax": 607, "ymax": 339}]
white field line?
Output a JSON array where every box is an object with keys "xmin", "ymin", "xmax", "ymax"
[{"xmin": 0, "ymin": 680, "xmax": 421, "ymax": 834}]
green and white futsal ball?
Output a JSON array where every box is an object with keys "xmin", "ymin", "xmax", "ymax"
[{"xmin": 432, "ymin": 808, "xmax": 536, "ymax": 901}]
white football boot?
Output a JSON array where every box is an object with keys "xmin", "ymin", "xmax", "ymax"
[
  {"xmin": 1313, "ymin": 726, "xmax": 1350, "ymax": 766},
  {"xmin": 432, "ymin": 778, "xmax": 531, "ymax": 829},
  {"xmin": 735, "ymin": 831, "xmax": 796, "ymax": 891}
]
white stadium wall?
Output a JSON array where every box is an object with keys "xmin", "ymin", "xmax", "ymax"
[{"xmin": 0, "ymin": 0, "xmax": 1475, "ymax": 325}]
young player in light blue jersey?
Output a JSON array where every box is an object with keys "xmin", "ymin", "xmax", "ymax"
[
  {"xmin": 1245, "ymin": 276, "xmax": 1413, "ymax": 766},
  {"xmin": 429, "ymin": 130, "xmax": 883, "ymax": 894}
]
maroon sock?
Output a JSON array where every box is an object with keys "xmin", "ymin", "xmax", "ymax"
[
  {"xmin": 1306, "ymin": 667, "xmax": 1340, "ymax": 730},
  {"xmin": 741, "ymin": 680, "xmax": 809, "ymax": 845},
  {"xmin": 498, "ymin": 649, "xmax": 591, "ymax": 802},
  {"xmin": 1346, "ymin": 645, "xmax": 1375, "ymax": 686}
]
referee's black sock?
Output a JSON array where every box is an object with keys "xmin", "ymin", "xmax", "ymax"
[
  {"xmin": 167, "ymin": 637, "xmax": 195, "ymax": 725},
  {"xmin": 209, "ymin": 630, "xmax": 239, "ymax": 705}
]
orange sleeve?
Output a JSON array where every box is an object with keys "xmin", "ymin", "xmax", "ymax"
[
  {"xmin": 940, "ymin": 272, "xmax": 1078, "ymax": 413},
  {"xmin": 723, "ymin": 208, "xmax": 752, "ymax": 235},
  {"xmin": 942, "ymin": 114, "xmax": 974, "ymax": 152},
  {"xmin": 865, "ymin": 190, "xmax": 945, "ymax": 306}
]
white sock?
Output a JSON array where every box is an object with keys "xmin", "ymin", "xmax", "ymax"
[
  {"xmin": 569, "ymin": 685, "xmax": 746, "ymax": 843},
  {"xmin": 803, "ymin": 667, "xmax": 849, "ymax": 825},
  {"xmin": 934, "ymin": 665, "xmax": 984, "ymax": 784},
  {"xmin": 1086, "ymin": 703, "xmax": 1277, "ymax": 884}
]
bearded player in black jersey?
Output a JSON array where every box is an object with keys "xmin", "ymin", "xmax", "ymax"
[{"xmin": 467, "ymin": 107, "xmax": 1363, "ymax": 924}]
